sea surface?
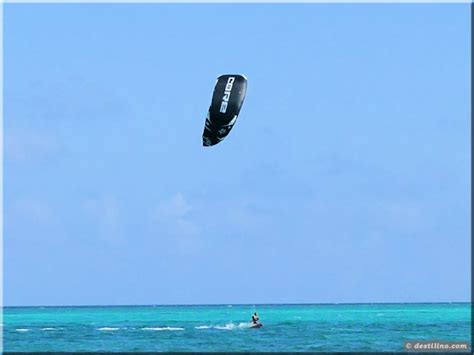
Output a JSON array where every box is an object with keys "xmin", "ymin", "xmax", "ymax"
[{"xmin": 3, "ymin": 303, "xmax": 471, "ymax": 352}]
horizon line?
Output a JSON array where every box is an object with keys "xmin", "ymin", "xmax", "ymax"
[{"xmin": 4, "ymin": 301, "xmax": 471, "ymax": 308}]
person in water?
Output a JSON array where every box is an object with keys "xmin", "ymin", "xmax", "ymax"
[{"xmin": 251, "ymin": 312, "xmax": 259, "ymax": 324}]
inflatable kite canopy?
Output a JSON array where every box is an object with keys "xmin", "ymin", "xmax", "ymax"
[{"xmin": 202, "ymin": 74, "xmax": 247, "ymax": 147}]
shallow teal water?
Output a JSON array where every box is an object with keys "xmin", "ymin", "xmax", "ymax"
[{"xmin": 3, "ymin": 303, "xmax": 471, "ymax": 352}]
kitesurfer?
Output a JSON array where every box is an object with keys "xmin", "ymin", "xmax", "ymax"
[{"xmin": 251, "ymin": 312, "xmax": 259, "ymax": 324}]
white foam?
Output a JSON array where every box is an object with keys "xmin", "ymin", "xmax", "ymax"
[
  {"xmin": 16, "ymin": 328, "xmax": 30, "ymax": 332},
  {"xmin": 195, "ymin": 325, "xmax": 212, "ymax": 329},
  {"xmin": 141, "ymin": 327, "xmax": 184, "ymax": 331},
  {"xmin": 214, "ymin": 324, "xmax": 233, "ymax": 330},
  {"xmin": 238, "ymin": 322, "xmax": 251, "ymax": 329},
  {"xmin": 41, "ymin": 327, "xmax": 57, "ymax": 331},
  {"xmin": 213, "ymin": 322, "xmax": 250, "ymax": 330},
  {"xmin": 98, "ymin": 327, "xmax": 120, "ymax": 331}
]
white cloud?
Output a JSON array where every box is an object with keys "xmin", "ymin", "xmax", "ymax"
[
  {"xmin": 5, "ymin": 198, "xmax": 58, "ymax": 243},
  {"xmin": 9, "ymin": 197, "xmax": 56, "ymax": 228},
  {"xmin": 226, "ymin": 207, "xmax": 260, "ymax": 230},
  {"xmin": 82, "ymin": 196, "xmax": 125, "ymax": 244},
  {"xmin": 377, "ymin": 200, "xmax": 427, "ymax": 232},
  {"xmin": 5, "ymin": 130, "xmax": 61, "ymax": 165},
  {"xmin": 153, "ymin": 192, "xmax": 191, "ymax": 218},
  {"xmin": 7, "ymin": 77, "xmax": 131, "ymax": 124},
  {"xmin": 151, "ymin": 193, "xmax": 201, "ymax": 252}
]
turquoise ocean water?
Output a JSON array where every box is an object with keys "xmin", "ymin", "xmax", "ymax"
[{"xmin": 3, "ymin": 303, "xmax": 471, "ymax": 352}]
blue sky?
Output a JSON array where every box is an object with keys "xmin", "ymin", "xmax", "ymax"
[{"xmin": 4, "ymin": 4, "xmax": 470, "ymax": 306}]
